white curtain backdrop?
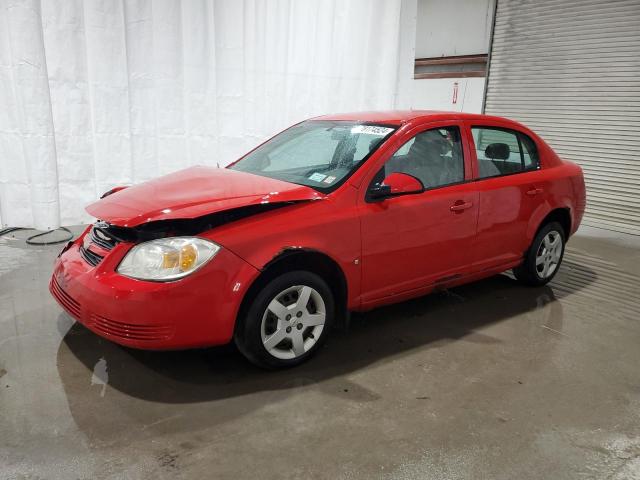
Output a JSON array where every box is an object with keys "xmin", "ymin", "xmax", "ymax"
[{"xmin": 0, "ymin": 0, "xmax": 416, "ymax": 229}]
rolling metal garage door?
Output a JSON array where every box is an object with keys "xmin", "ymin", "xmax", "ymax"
[{"xmin": 484, "ymin": 0, "xmax": 640, "ymax": 235}]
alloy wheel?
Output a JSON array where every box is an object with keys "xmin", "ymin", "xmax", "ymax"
[
  {"xmin": 535, "ymin": 230, "xmax": 563, "ymax": 279},
  {"xmin": 260, "ymin": 285, "xmax": 326, "ymax": 360}
]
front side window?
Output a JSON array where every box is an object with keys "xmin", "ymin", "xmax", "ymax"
[
  {"xmin": 472, "ymin": 127, "xmax": 538, "ymax": 179},
  {"xmin": 229, "ymin": 121, "xmax": 396, "ymax": 192},
  {"xmin": 371, "ymin": 127, "xmax": 464, "ymax": 190}
]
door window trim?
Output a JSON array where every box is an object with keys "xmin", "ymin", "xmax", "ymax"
[
  {"xmin": 469, "ymin": 125, "xmax": 541, "ymax": 182},
  {"xmin": 364, "ymin": 124, "xmax": 468, "ymax": 202}
]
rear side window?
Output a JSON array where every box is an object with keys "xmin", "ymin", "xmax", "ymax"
[{"xmin": 472, "ymin": 127, "xmax": 538, "ymax": 179}]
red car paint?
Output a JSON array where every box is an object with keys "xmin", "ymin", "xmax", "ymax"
[
  {"xmin": 86, "ymin": 165, "xmax": 325, "ymax": 227},
  {"xmin": 51, "ymin": 111, "xmax": 586, "ymax": 350}
]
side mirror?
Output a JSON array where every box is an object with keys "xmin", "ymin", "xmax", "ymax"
[{"xmin": 369, "ymin": 172, "xmax": 424, "ymax": 200}]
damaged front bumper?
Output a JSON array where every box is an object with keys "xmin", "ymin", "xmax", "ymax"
[{"xmin": 50, "ymin": 227, "xmax": 260, "ymax": 350}]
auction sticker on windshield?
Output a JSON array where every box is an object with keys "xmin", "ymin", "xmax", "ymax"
[{"xmin": 350, "ymin": 125, "xmax": 394, "ymax": 136}]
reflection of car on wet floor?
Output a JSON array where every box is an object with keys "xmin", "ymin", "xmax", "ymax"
[{"xmin": 50, "ymin": 110, "xmax": 586, "ymax": 369}]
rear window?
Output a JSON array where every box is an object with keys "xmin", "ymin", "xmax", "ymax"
[{"xmin": 472, "ymin": 127, "xmax": 539, "ymax": 179}]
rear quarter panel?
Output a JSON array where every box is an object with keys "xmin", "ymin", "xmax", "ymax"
[
  {"xmin": 524, "ymin": 161, "xmax": 585, "ymax": 240},
  {"xmin": 525, "ymin": 134, "xmax": 586, "ymax": 239}
]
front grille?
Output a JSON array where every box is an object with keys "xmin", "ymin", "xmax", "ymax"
[
  {"xmin": 90, "ymin": 314, "xmax": 174, "ymax": 342},
  {"xmin": 80, "ymin": 246, "xmax": 103, "ymax": 267},
  {"xmin": 90, "ymin": 225, "xmax": 119, "ymax": 250},
  {"xmin": 79, "ymin": 222, "xmax": 122, "ymax": 267},
  {"xmin": 50, "ymin": 276, "xmax": 81, "ymax": 319}
]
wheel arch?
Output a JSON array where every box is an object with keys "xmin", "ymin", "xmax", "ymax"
[
  {"xmin": 527, "ymin": 206, "xmax": 572, "ymax": 250},
  {"xmin": 537, "ymin": 207, "xmax": 572, "ymax": 239},
  {"xmin": 234, "ymin": 248, "xmax": 349, "ymax": 337}
]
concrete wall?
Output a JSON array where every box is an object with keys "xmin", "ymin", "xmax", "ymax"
[
  {"xmin": 410, "ymin": 0, "xmax": 495, "ymax": 113},
  {"xmin": 411, "ymin": 77, "xmax": 486, "ymax": 113},
  {"xmin": 415, "ymin": 0, "xmax": 494, "ymax": 58}
]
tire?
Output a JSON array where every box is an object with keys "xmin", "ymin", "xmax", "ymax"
[
  {"xmin": 513, "ymin": 221, "xmax": 566, "ymax": 286},
  {"xmin": 234, "ymin": 271, "xmax": 334, "ymax": 369}
]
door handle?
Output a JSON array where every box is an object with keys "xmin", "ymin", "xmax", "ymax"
[
  {"xmin": 526, "ymin": 187, "xmax": 543, "ymax": 196},
  {"xmin": 450, "ymin": 201, "xmax": 473, "ymax": 212}
]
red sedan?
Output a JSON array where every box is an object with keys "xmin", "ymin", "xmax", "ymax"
[{"xmin": 50, "ymin": 111, "xmax": 586, "ymax": 368}]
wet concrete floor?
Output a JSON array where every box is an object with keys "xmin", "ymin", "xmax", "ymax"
[{"xmin": 1, "ymin": 226, "xmax": 639, "ymax": 479}]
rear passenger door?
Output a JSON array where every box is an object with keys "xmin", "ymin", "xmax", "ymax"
[{"xmin": 468, "ymin": 125, "xmax": 546, "ymax": 271}]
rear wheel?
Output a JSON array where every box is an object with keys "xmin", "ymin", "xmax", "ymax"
[
  {"xmin": 235, "ymin": 271, "xmax": 334, "ymax": 369},
  {"xmin": 513, "ymin": 221, "xmax": 565, "ymax": 286}
]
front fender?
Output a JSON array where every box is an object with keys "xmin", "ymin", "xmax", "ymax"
[{"xmin": 203, "ymin": 194, "xmax": 362, "ymax": 310}]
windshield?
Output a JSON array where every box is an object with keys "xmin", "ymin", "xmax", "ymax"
[{"xmin": 228, "ymin": 121, "xmax": 397, "ymax": 192}]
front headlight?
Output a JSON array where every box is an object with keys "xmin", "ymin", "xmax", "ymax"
[{"xmin": 117, "ymin": 237, "xmax": 220, "ymax": 281}]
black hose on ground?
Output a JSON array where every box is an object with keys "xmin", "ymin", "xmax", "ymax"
[{"xmin": 0, "ymin": 227, "xmax": 74, "ymax": 245}]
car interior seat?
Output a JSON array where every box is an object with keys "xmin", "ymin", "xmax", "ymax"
[{"xmin": 404, "ymin": 131, "xmax": 462, "ymax": 188}]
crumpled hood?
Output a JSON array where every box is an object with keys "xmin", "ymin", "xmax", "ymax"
[{"xmin": 86, "ymin": 166, "xmax": 325, "ymax": 227}]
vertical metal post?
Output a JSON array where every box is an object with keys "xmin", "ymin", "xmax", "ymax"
[{"xmin": 481, "ymin": 0, "xmax": 499, "ymax": 114}]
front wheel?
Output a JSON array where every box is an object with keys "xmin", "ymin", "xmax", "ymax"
[
  {"xmin": 513, "ymin": 221, "xmax": 565, "ymax": 286},
  {"xmin": 235, "ymin": 271, "xmax": 334, "ymax": 369}
]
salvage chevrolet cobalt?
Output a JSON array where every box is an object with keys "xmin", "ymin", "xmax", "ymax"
[{"xmin": 51, "ymin": 111, "xmax": 586, "ymax": 368}]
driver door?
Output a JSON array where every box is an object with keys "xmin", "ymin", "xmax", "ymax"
[{"xmin": 358, "ymin": 124, "xmax": 479, "ymax": 306}]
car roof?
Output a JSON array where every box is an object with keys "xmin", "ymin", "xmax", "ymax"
[{"xmin": 312, "ymin": 110, "xmax": 512, "ymax": 126}]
